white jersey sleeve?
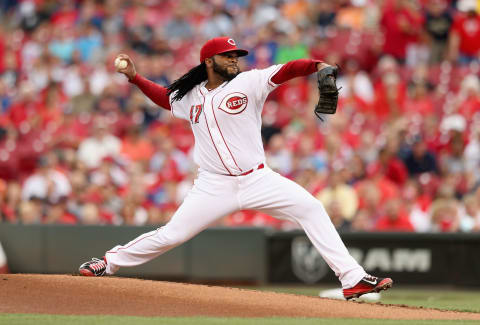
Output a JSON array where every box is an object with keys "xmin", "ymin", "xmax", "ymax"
[
  {"xmin": 169, "ymin": 90, "xmax": 191, "ymax": 121},
  {"xmin": 242, "ymin": 64, "xmax": 283, "ymax": 106}
]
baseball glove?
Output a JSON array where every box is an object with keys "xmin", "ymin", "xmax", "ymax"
[{"xmin": 314, "ymin": 66, "xmax": 340, "ymax": 121}]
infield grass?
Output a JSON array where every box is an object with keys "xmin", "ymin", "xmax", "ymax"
[
  {"xmin": 0, "ymin": 314, "xmax": 479, "ymax": 325},
  {"xmin": 253, "ymin": 286, "xmax": 480, "ymax": 313}
]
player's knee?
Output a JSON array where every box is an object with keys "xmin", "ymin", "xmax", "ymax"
[
  {"xmin": 160, "ymin": 229, "xmax": 191, "ymax": 247},
  {"xmin": 299, "ymin": 198, "xmax": 327, "ymax": 220}
]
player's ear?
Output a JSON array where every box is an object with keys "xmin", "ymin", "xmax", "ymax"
[{"xmin": 205, "ymin": 57, "xmax": 213, "ymax": 68}]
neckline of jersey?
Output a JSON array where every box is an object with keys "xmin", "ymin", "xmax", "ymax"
[{"xmin": 202, "ymin": 80, "xmax": 228, "ymax": 93}]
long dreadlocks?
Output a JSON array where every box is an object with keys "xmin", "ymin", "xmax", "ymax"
[{"xmin": 167, "ymin": 63, "xmax": 207, "ymax": 102}]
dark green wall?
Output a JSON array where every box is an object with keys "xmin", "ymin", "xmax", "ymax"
[
  {"xmin": 0, "ymin": 224, "xmax": 267, "ymax": 283},
  {"xmin": 269, "ymin": 231, "xmax": 480, "ymax": 286},
  {"xmin": 3, "ymin": 224, "xmax": 479, "ymax": 286}
]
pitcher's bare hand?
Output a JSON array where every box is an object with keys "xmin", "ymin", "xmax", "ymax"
[{"xmin": 114, "ymin": 54, "xmax": 136, "ymax": 81}]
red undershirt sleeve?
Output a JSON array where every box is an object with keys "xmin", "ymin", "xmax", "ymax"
[
  {"xmin": 129, "ymin": 74, "xmax": 171, "ymax": 110},
  {"xmin": 270, "ymin": 59, "xmax": 322, "ymax": 85}
]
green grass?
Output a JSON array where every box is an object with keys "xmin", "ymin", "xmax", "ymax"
[
  {"xmin": 0, "ymin": 314, "xmax": 479, "ymax": 325},
  {"xmin": 251, "ymin": 286, "xmax": 480, "ymax": 313}
]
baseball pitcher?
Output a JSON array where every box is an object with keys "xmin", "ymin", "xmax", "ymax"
[{"xmin": 79, "ymin": 37, "xmax": 392, "ymax": 300}]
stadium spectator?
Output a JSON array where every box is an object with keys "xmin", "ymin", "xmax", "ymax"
[
  {"xmin": 326, "ymin": 200, "xmax": 352, "ymax": 232},
  {"xmin": 0, "ymin": 0, "xmax": 478, "ymax": 233},
  {"xmin": 403, "ymin": 179, "xmax": 432, "ymax": 232},
  {"xmin": 403, "ymin": 137, "xmax": 439, "ymax": 176},
  {"xmin": 337, "ymin": 57, "xmax": 374, "ymax": 105},
  {"xmin": 165, "ymin": 6, "xmax": 194, "ymax": 41},
  {"xmin": 77, "ymin": 118, "xmax": 121, "ymax": 169},
  {"xmin": 355, "ymin": 180, "xmax": 382, "ymax": 226},
  {"xmin": 372, "ymin": 56, "xmax": 407, "ymax": 119},
  {"xmin": 149, "ymin": 136, "xmax": 191, "ymax": 176},
  {"xmin": 380, "ymin": 0, "xmax": 423, "ymax": 63},
  {"xmin": 370, "ymin": 146, "xmax": 408, "ymax": 186},
  {"xmin": 21, "ymin": 155, "xmax": 71, "ymax": 204},
  {"xmin": 448, "ymin": 0, "xmax": 480, "ymax": 64},
  {"xmin": 1, "ymin": 181, "xmax": 21, "ymax": 222},
  {"xmin": 464, "ymin": 128, "xmax": 480, "ymax": 182},
  {"xmin": 317, "ymin": 168, "xmax": 358, "ymax": 221},
  {"xmin": 429, "ymin": 197, "xmax": 461, "ymax": 232},
  {"xmin": 455, "ymin": 74, "xmax": 480, "ymax": 120},
  {"xmin": 350, "ymin": 209, "xmax": 374, "ymax": 232},
  {"xmin": 423, "ymin": 0, "xmax": 453, "ymax": 64},
  {"xmin": 43, "ymin": 196, "xmax": 77, "ymax": 224},
  {"xmin": 202, "ymin": 4, "xmax": 234, "ymax": 39},
  {"xmin": 80, "ymin": 203, "xmax": 101, "ymax": 225},
  {"xmin": 374, "ymin": 198, "xmax": 415, "ymax": 232},
  {"xmin": 18, "ymin": 200, "xmax": 42, "ymax": 225},
  {"xmin": 314, "ymin": 0, "xmax": 337, "ymax": 30},
  {"xmin": 459, "ymin": 194, "xmax": 480, "ymax": 232},
  {"xmin": 121, "ymin": 125, "xmax": 154, "ymax": 164},
  {"xmin": 266, "ymin": 133, "xmax": 293, "ymax": 176},
  {"xmin": 274, "ymin": 28, "xmax": 309, "ymax": 64},
  {"xmin": 404, "ymin": 64, "xmax": 435, "ymax": 117}
]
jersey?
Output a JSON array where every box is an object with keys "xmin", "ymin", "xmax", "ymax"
[{"xmin": 169, "ymin": 65, "xmax": 283, "ymax": 175}]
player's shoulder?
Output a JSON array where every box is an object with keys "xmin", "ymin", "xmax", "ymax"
[
  {"xmin": 226, "ymin": 71, "xmax": 255, "ymax": 86},
  {"xmin": 169, "ymin": 85, "xmax": 199, "ymax": 104},
  {"xmin": 238, "ymin": 64, "xmax": 283, "ymax": 79},
  {"xmin": 235, "ymin": 70, "xmax": 255, "ymax": 79}
]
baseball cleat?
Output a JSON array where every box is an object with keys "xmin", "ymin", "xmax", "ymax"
[
  {"xmin": 79, "ymin": 257, "xmax": 107, "ymax": 276},
  {"xmin": 343, "ymin": 274, "xmax": 393, "ymax": 300}
]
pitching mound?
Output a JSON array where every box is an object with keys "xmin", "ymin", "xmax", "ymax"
[{"xmin": 1, "ymin": 274, "xmax": 479, "ymax": 320}]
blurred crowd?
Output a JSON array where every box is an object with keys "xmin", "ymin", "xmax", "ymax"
[{"xmin": 0, "ymin": 0, "xmax": 480, "ymax": 232}]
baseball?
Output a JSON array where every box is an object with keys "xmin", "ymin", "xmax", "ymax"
[{"xmin": 115, "ymin": 57, "xmax": 128, "ymax": 70}]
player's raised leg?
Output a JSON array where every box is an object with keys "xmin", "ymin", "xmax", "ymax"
[
  {"xmin": 79, "ymin": 171, "xmax": 240, "ymax": 276},
  {"xmin": 239, "ymin": 167, "xmax": 392, "ymax": 298}
]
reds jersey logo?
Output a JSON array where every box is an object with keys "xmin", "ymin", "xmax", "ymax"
[{"xmin": 218, "ymin": 92, "xmax": 248, "ymax": 114}]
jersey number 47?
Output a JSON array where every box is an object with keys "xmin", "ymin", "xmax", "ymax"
[{"xmin": 189, "ymin": 105, "xmax": 203, "ymax": 124}]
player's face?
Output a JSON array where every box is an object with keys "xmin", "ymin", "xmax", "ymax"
[{"xmin": 212, "ymin": 52, "xmax": 240, "ymax": 81}]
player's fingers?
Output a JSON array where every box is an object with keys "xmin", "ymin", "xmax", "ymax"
[
  {"xmin": 114, "ymin": 63, "xmax": 128, "ymax": 74},
  {"xmin": 117, "ymin": 53, "xmax": 131, "ymax": 62},
  {"xmin": 115, "ymin": 55, "xmax": 131, "ymax": 68}
]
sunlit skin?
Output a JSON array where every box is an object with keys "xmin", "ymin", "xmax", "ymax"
[{"xmin": 205, "ymin": 52, "xmax": 240, "ymax": 90}]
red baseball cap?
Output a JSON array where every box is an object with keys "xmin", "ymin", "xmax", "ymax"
[{"xmin": 200, "ymin": 37, "xmax": 248, "ymax": 63}]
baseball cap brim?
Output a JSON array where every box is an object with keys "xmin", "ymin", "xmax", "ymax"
[{"xmin": 215, "ymin": 49, "xmax": 249, "ymax": 58}]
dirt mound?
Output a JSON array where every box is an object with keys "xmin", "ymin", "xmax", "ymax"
[{"xmin": 1, "ymin": 274, "xmax": 479, "ymax": 320}]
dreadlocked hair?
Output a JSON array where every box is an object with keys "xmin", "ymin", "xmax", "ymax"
[{"xmin": 167, "ymin": 63, "xmax": 207, "ymax": 102}]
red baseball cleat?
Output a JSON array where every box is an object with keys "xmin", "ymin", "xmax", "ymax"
[
  {"xmin": 343, "ymin": 274, "xmax": 393, "ymax": 300},
  {"xmin": 79, "ymin": 257, "xmax": 107, "ymax": 276}
]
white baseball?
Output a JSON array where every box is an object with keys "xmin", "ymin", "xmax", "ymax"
[{"xmin": 115, "ymin": 57, "xmax": 128, "ymax": 69}]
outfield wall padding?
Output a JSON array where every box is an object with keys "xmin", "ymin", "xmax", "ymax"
[
  {"xmin": 0, "ymin": 224, "xmax": 267, "ymax": 283},
  {"xmin": 1, "ymin": 224, "xmax": 479, "ymax": 285},
  {"xmin": 269, "ymin": 231, "xmax": 480, "ymax": 286}
]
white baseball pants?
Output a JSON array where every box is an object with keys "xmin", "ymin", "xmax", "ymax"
[{"xmin": 105, "ymin": 166, "xmax": 366, "ymax": 288}]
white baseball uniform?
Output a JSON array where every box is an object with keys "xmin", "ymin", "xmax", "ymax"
[{"xmin": 104, "ymin": 63, "xmax": 367, "ymax": 288}]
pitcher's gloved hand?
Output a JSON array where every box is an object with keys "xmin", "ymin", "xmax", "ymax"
[{"xmin": 314, "ymin": 66, "xmax": 341, "ymax": 121}]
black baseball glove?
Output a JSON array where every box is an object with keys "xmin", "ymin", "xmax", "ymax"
[{"xmin": 314, "ymin": 66, "xmax": 340, "ymax": 121}]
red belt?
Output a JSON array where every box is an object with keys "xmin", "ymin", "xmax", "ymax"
[{"xmin": 235, "ymin": 163, "xmax": 264, "ymax": 176}]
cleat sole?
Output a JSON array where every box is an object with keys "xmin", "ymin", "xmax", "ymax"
[
  {"xmin": 79, "ymin": 269, "xmax": 94, "ymax": 276},
  {"xmin": 345, "ymin": 279, "xmax": 393, "ymax": 300}
]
